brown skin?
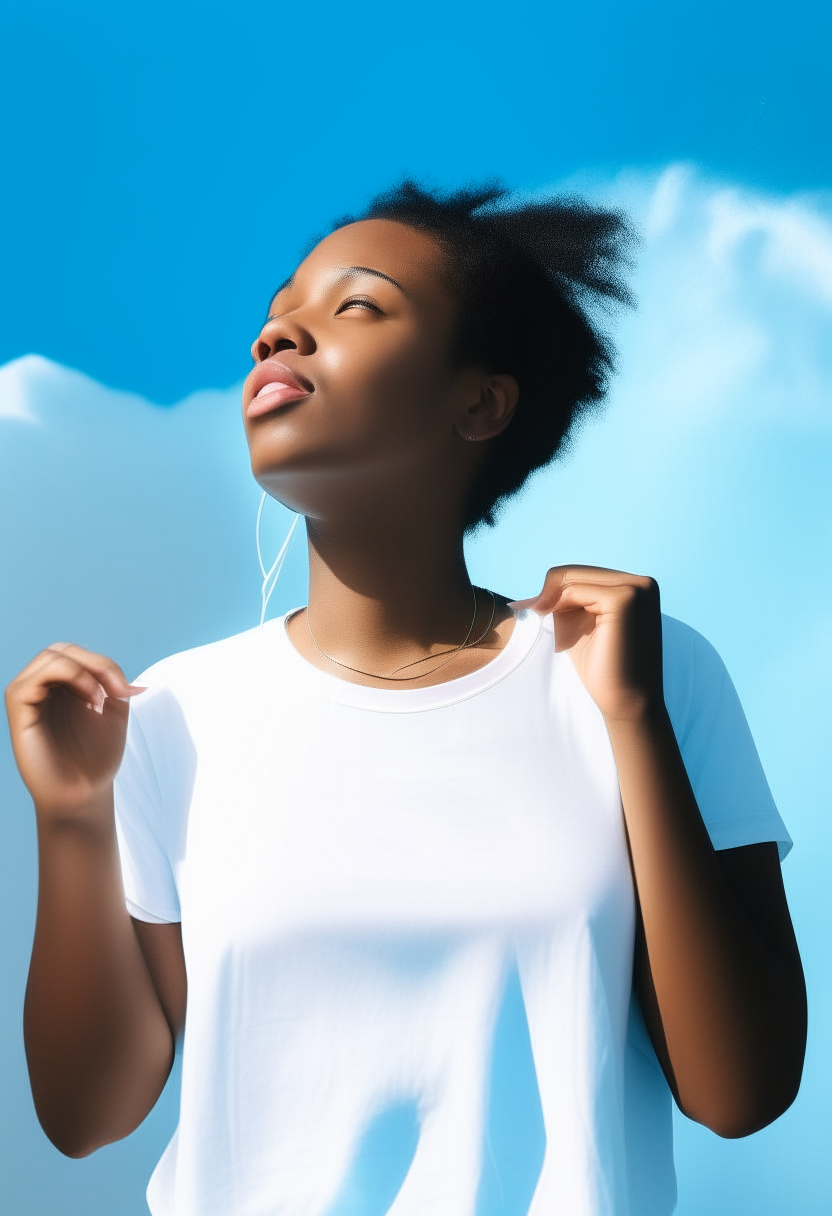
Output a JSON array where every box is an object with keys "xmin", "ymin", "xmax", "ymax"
[
  {"xmin": 246, "ymin": 220, "xmax": 520, "ymax": 682},
  {"xmin": 512, "ymin": 570, "xmax": 806, "ymax": 1134},
  {"xmin": 6, "ymin": 645, "xmax": 183, "ymax": 1156},
  {"xmin": 6, "ymin": 219, "xmax": 805, "ymax": 1156}
]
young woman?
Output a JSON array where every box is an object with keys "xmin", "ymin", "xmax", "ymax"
[{"xmin": 6, "ymin": 183, "xmax": 806, "ymax": 1216}]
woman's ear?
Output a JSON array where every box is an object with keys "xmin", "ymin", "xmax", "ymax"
[{"xmin": 455, "ymin": 372, "xmax": 520, "ymax": 443}]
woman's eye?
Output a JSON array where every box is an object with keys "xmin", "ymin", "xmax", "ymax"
[{"xmin": 335, "ymin": 296, "xmax": 383, "ymax": 315}]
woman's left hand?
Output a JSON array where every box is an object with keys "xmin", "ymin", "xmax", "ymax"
[
  {"xmin": 514, "ymin": 567, "xmax": 807, "ymax": 1138},
  {"xmin": 510, "ymin": 566, "xmax": 664, "ymax": 723}
]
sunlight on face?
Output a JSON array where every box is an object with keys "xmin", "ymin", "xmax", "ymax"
[{"xmin": 243, "ymin": 221, "xmax": 466, "ymax": 511}]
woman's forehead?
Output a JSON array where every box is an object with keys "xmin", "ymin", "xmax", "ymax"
[{"xmin": 282, "ymin": 219, "xmax": 448, "ymax": 303}]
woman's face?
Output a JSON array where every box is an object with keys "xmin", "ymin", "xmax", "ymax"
[{"xmin": 243, "ymin": 219, "xmax": 484, "ymax": 520}]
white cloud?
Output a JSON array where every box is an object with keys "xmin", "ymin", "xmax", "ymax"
[
  {"xmin": 467, "ymin": 165, "xmax": 832, "ymax": 662},
  {"xmin": 0, "ymin": 355, "xmax": 301, "ymax": 686},
  {"xmin": 2, "ymin": 164, "xmax": 831, "ymax": 1216},
  {"xmin": 610, "ymin": 166, "xmax": 832, "ymax": 432},
  {"xmin": 0, "ymin": 353, "xmax": 48, "ymax": 422},
  {"xmin": 707, "ymin": 188, "xmax": 832, "ymax": 303},
  {"xmin": 643, "ymin": 163, "xmax": 693, "ymax": 239}
]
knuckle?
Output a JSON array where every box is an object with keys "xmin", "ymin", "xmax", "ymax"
[
  {"xmin": 626, "ymin": 575, "xmax": 657, "ymax": 598},
  {"xmin": 48, "ymin": 641, "xmax": 101, "ymax": 667},
  {"xmin": 44, "ymin": 647, "xmax": 75, "ymax": 667},
  {"xmin": 47, "ymin": 657, "xmax": 86, "ymax": 684},
  {"xmin": 44, "ymin": 649, "xmax": 76, "ymax": 668}
]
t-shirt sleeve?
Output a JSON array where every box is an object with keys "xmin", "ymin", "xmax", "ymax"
[
  {"xmin": 662, "ymin": 615, "xmax": 792, "ymax": 860},
  {"xmin": 114, "ymin": 690, "xmax": 182, "ymax": 923}
]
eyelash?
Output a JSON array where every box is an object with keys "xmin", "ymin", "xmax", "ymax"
[
  {"xmin": 335, "ymin": 296, "xmax": 384, "ymax": 315},
  {"xmin": 260, "ymin": 295, "xmax": 383, "ymax": 337}
]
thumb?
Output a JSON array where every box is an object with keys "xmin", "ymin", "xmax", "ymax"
[{"xmin": 508, "ymin": 567, "xmax": 571, "ymax": 614}]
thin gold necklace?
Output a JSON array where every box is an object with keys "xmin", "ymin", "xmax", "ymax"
[{"xmin": 305, "ymin": 587, "xmax": 497, "ymax": 683}]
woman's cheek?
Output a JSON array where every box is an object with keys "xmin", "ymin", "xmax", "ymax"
[
  {"xmin": 316, "ymin": 325, "xmax": 451, "ymax": 446},
  {"xmin": 321, "ymin": 341, "xmax": 408, "ymax": 417}
]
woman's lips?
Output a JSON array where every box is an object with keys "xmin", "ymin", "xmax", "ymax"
[{"xmin": 246, "ymin": 379, "xmax": 311, "ymax": 418}]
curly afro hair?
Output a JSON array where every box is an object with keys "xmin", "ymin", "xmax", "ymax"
[{"xmin": 333, "ymin": 180, "xmax": 635, "ymax": 530}]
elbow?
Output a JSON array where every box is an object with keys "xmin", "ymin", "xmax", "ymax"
[
  {"xmin": 706, "ymin": 1098, "xmax": 797, "ymax": 1140},
  {"xmin": 678, "ymin": 997, "xmax": 807, "ymax": 1139},
  {"xmin": 723, "ymin": 1081, "xmax": 803, "ymax": 1140},
  {"xmin": 54, "ymin": 1136, "xmax": 100, "ymax": 1160},
  {"xmin": 38, "ymin": 1104, "xmax": 143, "ymax": 1159},
  {"xmin": 681, "ymin": 1068, "xmax": 804, "ymax": 1140},
  {"xmin": 31, "ymin": 1061, "xmax": 171, "ymax": 1158},
  {"xmin": 37, "ymin": 1110, "xmax": 112, "ymax": 1159},
  {"xmin": 54, "ymin": 1133, "xmax": 123, "ymax": 1159},
  {"xmin": 27, "ymin": 1019, "xmax": 175, "ymax": 1157}
]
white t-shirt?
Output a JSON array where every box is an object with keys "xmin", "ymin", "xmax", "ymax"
[{"xmin": 114, "ymin": 610, "xmax": 791, "ymax": 1216}]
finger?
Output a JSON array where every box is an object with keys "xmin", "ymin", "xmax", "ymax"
[
  {"xmin": 539, "ymin": 582, "xmax": 650, "ymax": 657},
  {"xmin": 511, "ymin": 567, "xmax": 654, "ymax": 614},
  {"xmin": 10, "ymin": 649, "xmax": 143, "ymax": 715},
  {"xmin": 550, "ymin": 580, "xmax": 643, "ymax": 617},
  {"xmin": 8, "ymin": 646, "xmax": 77, "ymax": 685},
  {"xmin": 8, "ymin": 654, "xmax": 111, "ymax": 717},
  {"xmin": 9, "ymin": 644, "xmax": 143, "ymax": 702},
  {"xmin": 7, "ymin": 647, "xmax": 100, "ymax": 694},
  {"xmin": 100, "ymin": 692, "xmax": 131, "ymax": 726},
  {"xmin": 42, "ymin": 643, "xmax": 144, "ymax": 700},
  {"xmin": 509, "ymin": 566, "xmax": 651, "ymax": 613}
]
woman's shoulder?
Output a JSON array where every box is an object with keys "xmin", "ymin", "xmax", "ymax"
[
  {"xmin": 660, "ymin": 613, "xmax": 729, "ymax": 716},
  {"xmin": 661, "ymin": 611, "xmax": 721, "ymax": 661},
  {"xmin": 659, "ymin": 614, "xmax": 792, "ymax": 857},
  {"xmin": 130, "ymin": 617, "xmax": 291, "ymax": 703}
]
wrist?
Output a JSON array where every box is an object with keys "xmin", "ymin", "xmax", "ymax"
[
  {"xmin": 35, "ymin": 787, "xmax": 116, "ymax": 839},
  {"xmin": 602, "ymin": 695, "xmax": 670, "ymax": 735}
]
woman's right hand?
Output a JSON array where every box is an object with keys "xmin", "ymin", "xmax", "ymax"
[
  {"xmin": 5, "ymin": 643, "xmax": 145, "ymax": 822},
  {"xmin": 10, "ymin": 647, "xmax": 175, "ymax": 1155}
]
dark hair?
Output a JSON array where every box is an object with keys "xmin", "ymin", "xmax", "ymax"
[{"xmin": 333, "ymin": 181, "xmax": 635, "ymax": 530}]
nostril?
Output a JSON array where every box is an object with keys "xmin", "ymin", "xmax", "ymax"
[{"xmin": 253, "ymin": 336, "xmax": 297, "ymax": 363}]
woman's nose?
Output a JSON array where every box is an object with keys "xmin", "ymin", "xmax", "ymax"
[{"xmin": 251, "ymin": 314, "xmax": 315, "ymax": 364}]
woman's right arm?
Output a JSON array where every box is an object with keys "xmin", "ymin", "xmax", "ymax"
[{"xmin": 5, "ymin": 644, "xmax": 181, "ymax": 1158}]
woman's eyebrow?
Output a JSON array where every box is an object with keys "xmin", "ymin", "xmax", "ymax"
[
  {"xmin": 333, "ymin": 265, "xmax": 413, "ymax": 300},
  {"xmin": 266, "ymin": 265, "xmax": 412, "ymax": 322}
]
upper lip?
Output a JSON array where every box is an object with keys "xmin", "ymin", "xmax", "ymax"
[{"xmin": 245, "ymin": 359, "xmax": 314, "ymax": 406}]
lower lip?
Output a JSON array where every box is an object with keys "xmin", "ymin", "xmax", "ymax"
[{"xmin": 246, "ymin": 382, "xmax": 310, "ymax": 418}]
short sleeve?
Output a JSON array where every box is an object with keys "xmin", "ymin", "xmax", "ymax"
[
  {"xmin": 114, "ymin": 694, "xmax": 182, "ymax": 923},
  {"xmin": 661, "ymin": 615, "xmax": 792, "ymax": 860}
]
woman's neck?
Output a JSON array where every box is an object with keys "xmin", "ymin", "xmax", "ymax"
[{"xmin": 284, "ymin": 509, "xmax": 513, "ymax": 688}]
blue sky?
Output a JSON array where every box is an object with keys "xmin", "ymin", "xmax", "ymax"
[
  {"xmin": 1, "ymin": 0, "xmax": 830, "ymax": 403},
  {"xmin": 1, "ymin": 3, "xmax": 831, "ymax": 1214}
]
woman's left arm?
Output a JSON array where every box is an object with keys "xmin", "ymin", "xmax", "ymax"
[{"xmin": 512, "ymin": 568, "xmax": 807, "ymax": 1138}]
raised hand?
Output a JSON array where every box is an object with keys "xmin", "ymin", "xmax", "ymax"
[
  {"xmin": 6, "ymin": 645, "xmax": 178, "ymax": 1158},
  {"xmin": 510, "ymin": 565, "xmax": 663, "ymax": 722},
  {"xmin": 5, "ymin": 643, "xmax": 145, "ymax": 821}
]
